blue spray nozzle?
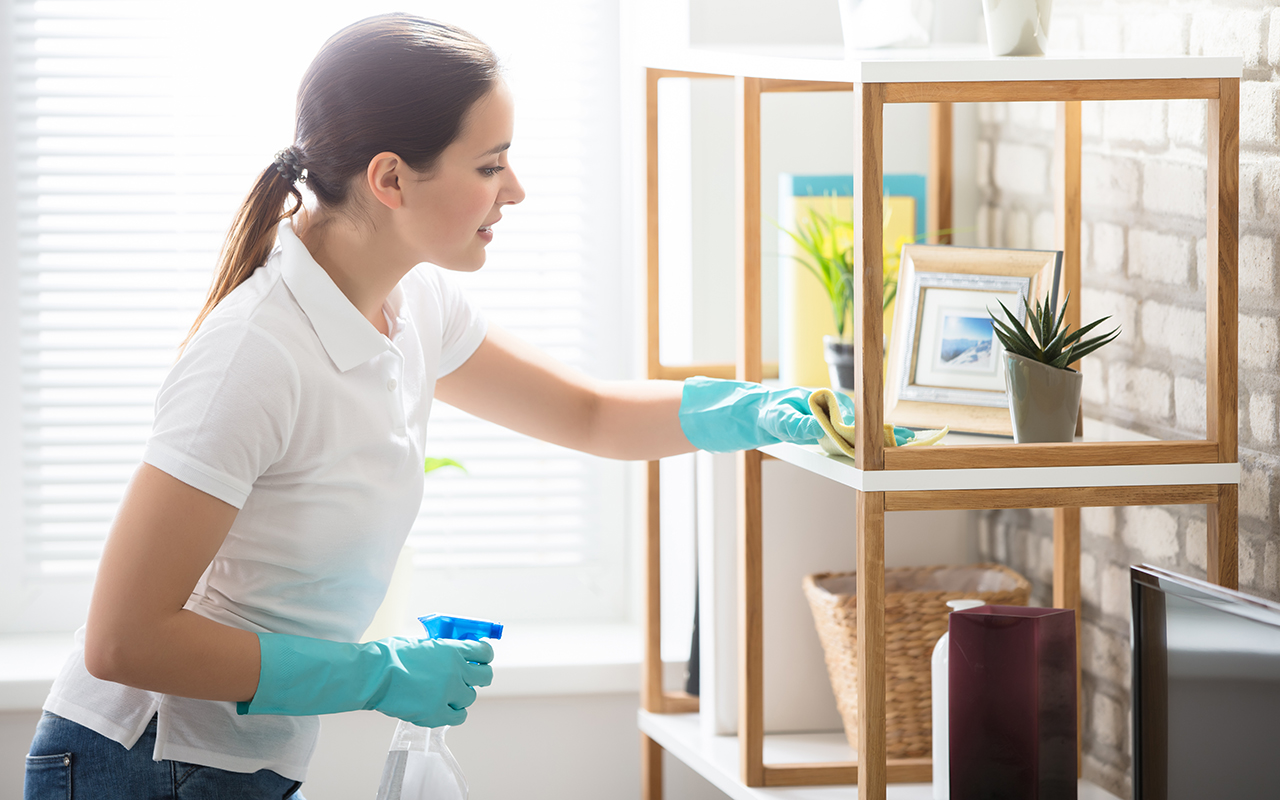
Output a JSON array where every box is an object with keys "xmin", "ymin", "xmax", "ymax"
[{"xmin": 418, "ymin": 614, "xmax": 503, "ymax": 641}]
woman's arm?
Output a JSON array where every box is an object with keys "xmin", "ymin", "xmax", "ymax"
[
  {"xmin": 433, "ymin": 324, "xmax": 696, "ymax": 461},
  {"xmin": 83, "ymin": 463, "xmax": 260, "ymax": 702}
]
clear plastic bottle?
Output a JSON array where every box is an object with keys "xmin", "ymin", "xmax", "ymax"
[
  {"xmin": 374, "ymin": 615, "xmax": 503, "ymax": 800},
  {"xmin": 375, "ymin": 721, "xmax": 467, "ymax": 800},
  {"xmin": 930, "ymin": 599, "xmax": 985, "ymax": 800}
]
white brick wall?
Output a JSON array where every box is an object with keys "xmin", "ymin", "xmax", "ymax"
[
  {"xmin": 1174, "ymin": 375, "xmax": 1207, "ymax": 434},
  {"xmin": 1167, "ymin": 98, "xmax": 1207, "ymax": 148},
  {"xmin": 1107, "ymin": 362, "xmax": 1172, "ymax": 418},
  {"xmin": 1091, "ymin": 222, "xmax": 1125, "ymax": 274},
  {"xmin": 1122, "ymin": 13, "xmax": 1188, "ymax": 56},
  {"xmin": 1082, "ymin": 153, "xmax": 1140, "ymax": 210},
  {"xmin": 1241, "ymin": 81, "xmax": 1280, "ymax": 147},
  {"xmin": 1142, "ymin": 160, "xmax": 1206, "ymax": 219},
  {"xmin": 1140, "ymin": 301, "xmax": 1205, "ymax": 361},
  {"xmin": 1241, "ymin": 234, "xmax": 1276, "ymax": 299},
  {"xmin": 1128, "ymin": 228, "xmax": 1191, "ymax": 284},
  {"xmin": 1103, "ymin": 100, "xmax": 1167, "ymax": 147},
  {"xmin": 1191, "ymin": 8, "xmax": 1267, "ymax": 66},
  {"xmin": 994, "ymin": 141, "xmax": 1048, "ymax": 195},
  {"xmin": 1240, "ymin": 314, "xmax": 1279, "ymax": 370}
]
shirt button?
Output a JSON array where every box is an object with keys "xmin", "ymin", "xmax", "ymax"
[{"xmin": 387, "ymin": 379, "xmax": 398, "ymax": 391}]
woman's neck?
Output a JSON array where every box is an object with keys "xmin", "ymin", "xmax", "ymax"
[{"xmin": 294, "ymin": 209, "xmax": 413, "ymax": 336}]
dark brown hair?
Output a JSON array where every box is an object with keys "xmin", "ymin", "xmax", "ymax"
[{"xmin": 182, "ymin": 14, "xmax": 501, "ymax": 348}]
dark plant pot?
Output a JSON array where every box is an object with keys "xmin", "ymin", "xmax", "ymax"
[
  {"xmin": 1003, "ymin": 352, "xmax": 1082, "ymax": 443},
  {"xmin": 823, "ymin": 336, "xmax": 857, "ymax": 392}
]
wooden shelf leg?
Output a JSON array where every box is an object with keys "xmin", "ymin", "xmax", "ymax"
[
  {"xmin": 733, "ymin": 71, "xmax": 766, "ymax": 787},
  {"xmin": 857, "ymin": 490, "xmax": 887, "ymax": 800},
  {"xmin": 737, "ymin": 450, "xmax": 765, "ymax": 785},
  {"xmin": 734, "ymin": 74, "xmax": 763, "ymax": 386},
  {"xmin": 1054, "ymin": 101, "xmax": 1084, "ymax": 437},
  {"xmin": 853, "ymin": 81, "xmax": 886, "ymax": 473},
  {"xmin": 645, "ymin": 68, "xmax": 662, "ymax": 381},
  {"xmin": 1053, "ymin": 507, "xmax": 1083, "ymax": 778},
  {"xmin": 928, "ymin": 102, "xmax": 953, "ymax": 244},
  {"xmin": 643, "ymin": 460, "xmax": 664, "ymax": 712},
  {"xmin": 642, "ymin": 733, "xmax": 664, "ymax": 800},
  {"xmin": 1210, "ymin": 484, "xmax": 1239, "ymax": 590},
  {"xmin": 1207, "ymin": 77, "xmax": 1239, "ymax": 592}
]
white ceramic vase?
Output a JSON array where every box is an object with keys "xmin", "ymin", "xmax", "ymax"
[
  {"xmin": 930, "ymin": 598, "xmax": 987, "ymax": 800},
  {"xmin": 981, "ymin": 0, "xmax": 1053, "ymax": 57}
]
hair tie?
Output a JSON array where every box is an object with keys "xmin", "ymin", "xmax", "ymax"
[{"xmin": 273, "ymin": 147, "xmax": 306, "ymax": 184}]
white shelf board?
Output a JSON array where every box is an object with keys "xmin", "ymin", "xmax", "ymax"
[
  {"xmin": 639, "ymin": 711, "xmax": 1122, "ymax": 800},
  {"xmin": 758, "ymin": 418, "xmax": 1239, "ymax": 493},
  {"xmin": 644, "ymin": 43, "xmax": 1241, "ymax": 85}
]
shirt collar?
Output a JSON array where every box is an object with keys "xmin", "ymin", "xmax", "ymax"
[{"xmin": 277, "ymin": 218, "xmax": 391, "ymax": 372}]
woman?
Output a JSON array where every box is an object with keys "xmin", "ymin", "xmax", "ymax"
[{"xmin": 25, "ymin": 14, "xmax": 844, "ymax": 799}]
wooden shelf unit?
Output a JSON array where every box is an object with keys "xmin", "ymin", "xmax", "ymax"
[{"xmin": 641, "ymin": 45, "xmax": 1241, "ymax": 800}]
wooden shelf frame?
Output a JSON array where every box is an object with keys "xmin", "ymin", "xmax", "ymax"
[{"xmin": 641, "ymin": 55, "xmax": 1240, "ymax": 800}]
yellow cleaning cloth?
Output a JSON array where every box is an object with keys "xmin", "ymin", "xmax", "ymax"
[{"xmin": 807, "ymin": 388, "xmax": 949, "ymax": 457}]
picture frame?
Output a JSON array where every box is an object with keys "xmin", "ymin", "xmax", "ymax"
[{"xmin": 885, "ymin": 244, "xmax": 1062, "ymax": 436}]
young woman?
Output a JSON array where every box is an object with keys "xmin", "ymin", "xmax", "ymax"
[{"xmin": 24, "ymin": 13, "xmax": 846, "ymax": 799}]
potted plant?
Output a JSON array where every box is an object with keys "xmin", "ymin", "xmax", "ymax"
[
  {"xmin": 989, "ymin": 291, "xmax": 1119, "ymax": 442},
  {"xmin": 780, "ymin": 202, "xmax": 903, "ymax": 392}
]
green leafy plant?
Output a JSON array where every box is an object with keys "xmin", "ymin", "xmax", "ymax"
[
  {"xmin": 424, "ymin": 457, "xmax": 465, "ymax": 475},
  {"xmin": 778, "ymin": 199, "xmax": 903, "ymax": 341},
  {"xmin": 990, "ymin": 291, "xmax": 1120, "ymax": 370}
]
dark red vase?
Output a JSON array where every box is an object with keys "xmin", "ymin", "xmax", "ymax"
[{"xmin": 948, "ymin": 605, "xmax": 1077, "ymax": 800}]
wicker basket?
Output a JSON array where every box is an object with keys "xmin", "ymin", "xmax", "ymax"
[{"xmin": 802, "ymin": 564, "xmax": 1030, "ymax": 759}]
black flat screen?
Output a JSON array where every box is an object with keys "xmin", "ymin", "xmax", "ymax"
[{"xmin": 1132, "ymin": 566, "xmax": 1280, "ymax": 800}]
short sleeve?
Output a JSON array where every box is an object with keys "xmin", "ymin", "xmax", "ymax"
[
  {"xmin": 430, "ymin": 267, "xmax": 488, "ymax": 377},
  {"xmin": 143, "ymin": 321, "xmax": 301, "ymax": 509}
]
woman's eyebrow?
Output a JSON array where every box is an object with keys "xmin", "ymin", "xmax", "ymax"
[{"xmin": 477, "ymin": 142, "xmax": 511, "ymax": 158}]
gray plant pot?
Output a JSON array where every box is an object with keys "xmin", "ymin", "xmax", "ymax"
[
  {"xmin": 1003, "ymin": 351, "xmax": 1082, "ymax": 443},
  {"xmin": 824, "ymin": 336, "xmax": 857, "ymax": 392}
]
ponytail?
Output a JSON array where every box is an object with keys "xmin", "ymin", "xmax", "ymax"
[{"xmin": 180, "ymin": 154, "xmax": 303, "ymax": 352}]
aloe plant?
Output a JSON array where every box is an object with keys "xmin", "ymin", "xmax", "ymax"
[{"xmin": 990, "ymin": 291, "xmax": 1119, "ymax": 370}]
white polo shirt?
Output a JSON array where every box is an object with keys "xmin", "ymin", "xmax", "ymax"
[{"xmin": 43, "ymin": 219, "xmax": 488, "ymax": 781}]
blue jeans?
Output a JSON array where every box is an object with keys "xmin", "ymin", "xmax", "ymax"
[{"xmin": 25, "ymin": 712, "xmax": 305, "ymax": 800}]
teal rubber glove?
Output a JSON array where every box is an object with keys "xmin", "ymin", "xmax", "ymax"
[
  {"xmin": 237, "ymin": 632, "xmax": 494, "ymax": 727},
  {"xmin": 678, "ymin": 377, "xmax": 858, "ymax": 453}
]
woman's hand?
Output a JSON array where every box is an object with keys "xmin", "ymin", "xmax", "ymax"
[
  {"xmin": 676, "ymin": 377, "xmax": 856, "ymax": 453},
  {"xmin": 238, "ymin": 634, "xmax": 494, "ymax": 726}
]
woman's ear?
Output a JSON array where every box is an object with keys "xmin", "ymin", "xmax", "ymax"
[{"xmin": 366, "ymin": 152, "xmax": 404, "ymax": 210}]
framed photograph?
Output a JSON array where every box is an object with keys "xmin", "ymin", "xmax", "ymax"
[{"xmin": 886, "ymin": 245, "xmax": 1062, "ymax": 436}]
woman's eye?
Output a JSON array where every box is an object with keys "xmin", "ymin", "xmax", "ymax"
[{"xmin": 480, "ymin": 166, "xmax": 505, "ymax": 177}]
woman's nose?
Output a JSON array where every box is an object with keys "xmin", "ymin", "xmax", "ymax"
[{"xmin": 502, "ymin": 168, "xmax": 526, "ymax": 205}]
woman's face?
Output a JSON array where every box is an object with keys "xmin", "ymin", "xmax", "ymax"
[{"xmin": 398, "ymin": 81, "xmax": 525, "ymax": 271}]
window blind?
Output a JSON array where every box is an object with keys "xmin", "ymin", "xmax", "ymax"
[{"xmin": 14, "ymin": 2, "xmax": 625, "ymax": 614}]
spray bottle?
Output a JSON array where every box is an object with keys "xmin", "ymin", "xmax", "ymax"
[{"xmin": 374, "ymin": 614, "xmax": 503, "ymax": 800}]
